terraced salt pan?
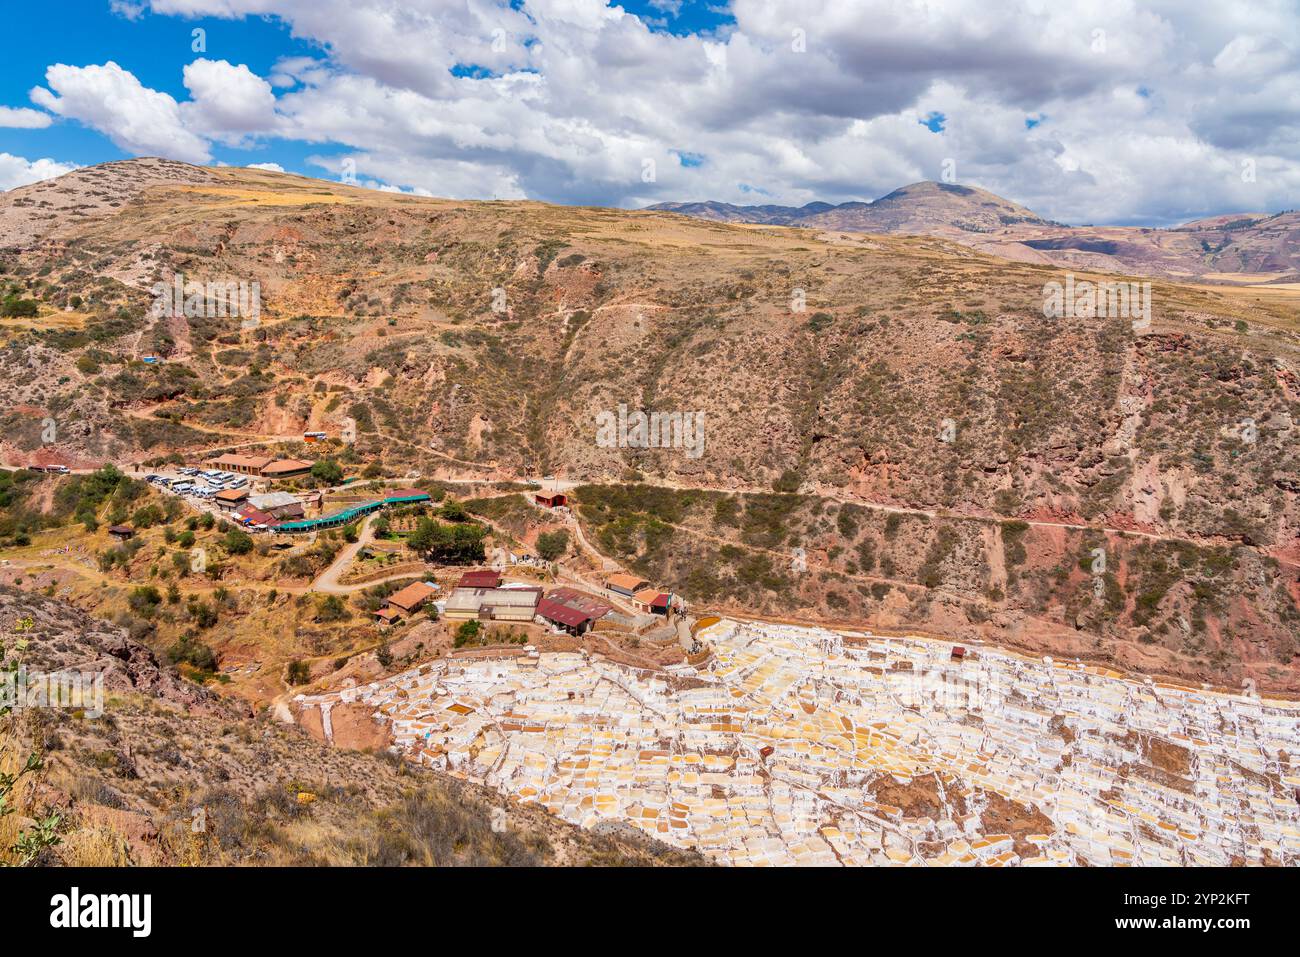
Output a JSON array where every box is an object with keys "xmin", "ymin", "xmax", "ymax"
[{"xmin": 298, "ymin": 620, "xmax": 1300, "ymax": 866}]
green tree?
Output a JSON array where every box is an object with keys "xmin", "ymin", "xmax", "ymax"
[
  {"xmin": 536, "ymin": 529, "xmax": 569, "ymax": 561},
  {"xmin": 311, "ymin": 459, "xmax": 344, "ymax": 485},
  {"xmin": 407, "ymin": 517, "xmax": 438, "ymax": 557},
  {"xmin": 222, "ymin": 528, "xmax": 254, "ymax": 555},
  {"xmin": 454, "ymin": 619, "xmax": 482, "ymax": 648},
  {"xmin": 438, "ymin": 499, "xmax": 469, "ymax": 522},
  {"xmin": 408, "ymin": 519, "xmax": 488, "ymax": 564}
]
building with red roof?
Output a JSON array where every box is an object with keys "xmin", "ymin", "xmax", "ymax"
[
  {"xmin": 632, "ymin": 588, "xmax": 673, "ymax": 616},
  {"xmin": 234, "ymin": 506, "xmax": 277, "ymax": 527},
  {"xmin": 537, "ymin": 587, "xmax": 613, "ymax": 635},
  {"xmin": 456, "ymin": 569, "xmax": 502, "ymax": 590}
]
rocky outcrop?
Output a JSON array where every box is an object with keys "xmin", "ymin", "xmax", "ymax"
[{"xmin": 0, "ymin": 586, "xmax": 237, "ymax": 716}]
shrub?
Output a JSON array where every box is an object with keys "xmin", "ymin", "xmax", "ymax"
[
  {"xmin": 0, "ymin": 295, "xmax": 38, "ymax": 318},
  {"xmin": 772, "ymin": 469, "xmax": 803, "ymax": 493},
  {"xmin": 128, "ymin": 585, "xmax": 162, "ymax": 617},
  {"xmin": 188, "ymin": 600, "xmax": 218, "ymax": 629},
  {"xmin": 316, "ymin": 594, "xmax": 349, "ymax": 622},
  {"xmin": 454, "ymin": 620, "xmax": 482, "ymax": 648},
  {"xmin": 536, "ymin": 529, "xmax": 569, "ymax": 561},
  {"xmin": 286, "ymin": 660, "xmax": 311, "ymax": 685},
  {"xmin": 131, "ymin": 504, "xmax": 163, "ymax": 529},
  {"xmin": 166, "ymin": 632, "xmax": 218, "ymax": 672},
  {"xmin": 222, "ymin": 528, "xmax": 254, "ymax": 555}
]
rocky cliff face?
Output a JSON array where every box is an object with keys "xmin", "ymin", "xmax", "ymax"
[{"xmin": 1, "ymin": 585, "xmax": 230, "ymax": 715}]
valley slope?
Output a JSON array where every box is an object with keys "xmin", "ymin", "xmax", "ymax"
[{"xmin": 1, "ymin": 159, "xmax": 1298, "ymax": 691}]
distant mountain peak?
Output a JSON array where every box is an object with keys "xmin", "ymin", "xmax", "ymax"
[
  {"xmin": 643, "ymin": 179, "xmax": 1296, "ymax": 280},
  {"xmin": 645, "ymin": 180, "xmax": 1050, "ymax": 232}
]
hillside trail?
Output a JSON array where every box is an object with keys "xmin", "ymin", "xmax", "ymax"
[
  {"xmin": 311, "ymin": 515, "xmax": 377, "ymax": 594},
  {"xmin": 553, "ymin": 473, "xmax": 1296, "ymax": 564}
]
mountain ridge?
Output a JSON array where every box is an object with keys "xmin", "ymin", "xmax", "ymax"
[
  {"xmin": 647, "ymin": 181, "xmax": 1300, "ymax": 281},
  {"xmin": 647, "ymin": 181, "xmax": 1053, "ymax": 230}
]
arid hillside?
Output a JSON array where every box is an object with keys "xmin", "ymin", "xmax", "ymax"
[
  {"xmin": 0, "ymin": 158, "xmax": 1297, "ymax": 690},
  {"xmin": 0, "ymin": 586, "xmax": 705, "ymax": 866},
  {"xmin": 570, "ymin": 483, "xmax": 1299, "ymax": 694}
]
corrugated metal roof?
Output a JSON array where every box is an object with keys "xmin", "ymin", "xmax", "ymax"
[
  {"xmin": 538, "ymin": 587, "xmax": 613, "ymax": 627},
  {"xmin": 536, "ymin": 600, "xmax": 592, "ymax": 628},
  {"xmin": 235, "ymin": 506, "xmax": 276, "ymax": 525},
  {"xmin": 248, "ymin": 491, "xmax": 300, "ymax": 509},
  {"xmin": 457, "ymin": 569, "xmax": 501, "ymax": 589}
]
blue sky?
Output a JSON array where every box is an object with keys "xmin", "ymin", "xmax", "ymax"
[
  {"xmin": 1, "ymin": 1, "xmax": 1297, "ymax": 226},
  {"xmin": 1, "ymin": 1, "xmax": 318, "ymax": 170},
  {"xmin": 1, "ymin": 0, "xmax": 743, "ymax": 184}
]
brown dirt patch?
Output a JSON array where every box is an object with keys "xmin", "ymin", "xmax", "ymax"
[
  {"xmin": 327, "ymin": 701, "xmax": 390, "ymax": 752},
  {"xmin": 1139, "ymin": 733, "xmax": 1192, "ymax": 776},
  {"xmin": 978, "ymin": 790, "xmax": 1054, "ymax": 859},
  {"xmin": 868, "ymin": 771, "xmax": 965, "ymax": 819}
]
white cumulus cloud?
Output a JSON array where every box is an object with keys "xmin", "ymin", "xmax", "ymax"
[
  {"xmin": 43, "ymin": 0, "xmax": 1300, "ymax": 222},
  {"xmin": 31, "ymin": 61, "xmax": 211, "ymax": 162},
  {"xmin": 0, "ymin": 153, "xmax": 79, "ymax": 191},
  {"xmin": 0, "ymin": 107, "xmax": 53, "ymax": 129},
  {"xmin": 180, "ymin": 58, "xmax": 280, "ymax": 142}
]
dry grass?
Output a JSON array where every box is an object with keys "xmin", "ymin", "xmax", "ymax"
[
  {"xmin": 58, "ymin": 824, "xmax": 135, "ymax": 867},
  {"xmin": 0, "ymin": 713, "xmax": 45, "ymax": 865},
  {"xmin": 171, "ymin": 184, "xmax": 356, "ymax": 208}
]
